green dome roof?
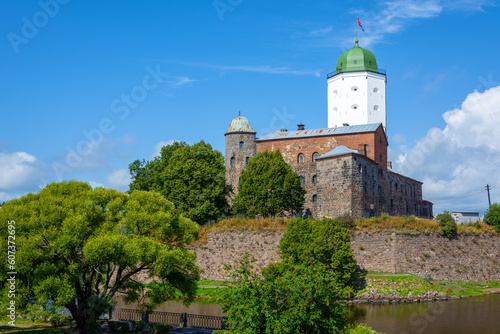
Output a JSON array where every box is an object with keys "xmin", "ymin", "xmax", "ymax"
[{"xmin": 336, "ymin": 39, "xmax": 379, "ymax": 74}]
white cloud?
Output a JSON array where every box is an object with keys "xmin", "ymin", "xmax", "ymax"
[
  {"xmin": 152, "ymin": 139, "xmax": 177, "ymax": 158},
  {"xmin": 0, "ymin": 152, "xmax": 40, "ymax": 191},
  {"xmin": 107, "ymin": 169, "xmax": 131, "ymax": 189},
  {"xmin": 391, "ymin": 86, "xmax": 500, "ymax": 213}
]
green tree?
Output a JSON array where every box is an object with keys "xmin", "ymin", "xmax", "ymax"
[
  {"xmin": 436, "ymin": 211, "xmax": 457, "ymax": 238},
  {"xmin": 273, "ymin": 218, "xmax": 358, "ymax": 298},
  {"xmin": 129, "ymin": 140, "xmax": 228, "ymax": 224},
  {"xmin": 232, "ymin": 150, "xmax": 306, "ymax": 217},
  {"xmin": 218, "ymin": 253, "xmax": 348, "ymax": 334},
  {"xmin": 0, "ymin": 181, "xmax": 200, "ymax": 334},
  {"xmin": 484, "ymin": 203, "xmax": 500, "ymax": 228}
]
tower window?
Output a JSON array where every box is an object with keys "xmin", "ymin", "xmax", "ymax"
[
  {"xmin": 373, "ymin": 88, "xmax": 379, "ymax": 93},
  {"xmin": 333, "ymin": 90, "xmax": 338, "ymax": 95},
  {"xmin": 239, "ymin": 141, "xmax": 244, "ymax": 149},
  {"xmin": 354, "ymin": 60, "xmax": 357, "ymax": 64},
  {"xmin": 245, "ymin": 156, "xmax": 250, "ymax": 166},
  {"xmin": 369, "ymin": 61, "xmax": 372, "ymax": 65},
  {"xmin": 312, "ymin": 175, "xmax": 317, "ymax": 184},
  {"xmin": 374, "ymin": 105, "xmax": 380, "ymax": 111},
  {"xmin": 230, "ymin": 156, "xmax": 235, "ymax": 166},
  {"xmin": 352, "ymin": 104, "xmax": 358, "ymax": 110},
  {"xmin": 340, "ymin": 62, "xmax": 343, "ymax": 67},
  {"xmin": 312, "ymin": 194, "xmax": 317, "ymax": 203},
  {"xmin": 312, "ymin": 152, "xmax": 319, "ymax": 162},
  {"xmin": 299, "ymin": 175, "xmax": 305, "ymax": 184},
  {"xmin": 297, "ymin": 153, "xmax": 304, "ymax": 164},
  {"xmin": 351, "ymin": 86, "xmax": 358, "ymax": 92}
]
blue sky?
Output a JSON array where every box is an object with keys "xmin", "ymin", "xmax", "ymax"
[{"xmin": 2, "ymin": 0, "xmax": 500, "ymax": 215}]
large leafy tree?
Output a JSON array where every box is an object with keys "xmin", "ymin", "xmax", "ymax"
[
  {"xmin": 485, "ymin": 203, "xmax": 500, "ymax": 228},
  {"xmin": 232, "ymin": 150, "xmax": 306, "ymax": 217},
  {"xmin": 0, "ymin": 181, "xmax": 200, "ymax": 334},
  {"xmin": 218, "ymin": 253, "xmax": 348, "ymax": 334},
  {"xmin": 129, "ymin": 140, "xmax": 228, "ymax": 224}
]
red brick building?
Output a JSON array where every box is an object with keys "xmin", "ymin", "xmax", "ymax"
[{"xmin": 224, "ymin": 39, "xmax": 433, "ymax": 219}]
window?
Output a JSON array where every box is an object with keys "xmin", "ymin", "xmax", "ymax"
[
  {"xmin": 312, "ymin": 152, "xmax": 319, "ymax": 162},
  {"xmin": 374, "ymin": 105, "xmax": 379, "ymax": 111},
  {"xmin": 333, "ymin": 107, "xmax": 338, "ymax": 111},
  {"xmin": 333, "ymin": 90, "xmax": 338, "ymax": 95},
  {"xmin": 299, "ymin": 175, "xmax": 305, "ymax": 184},
  {"xmin": 312, "ymin": 194, "xmax": 317, "ymax": 203},
  {"xmin": 373, "ymin": 87, "xmax": 379, "ymax": 93},
  {"xmin": 245, "ymin": 156, "xmax": 250, "ymax": 166},
  {"xmin": 354, "ymin": 60, "xmax": 357, "ymax": 64},
  {"xmin": 369, "ymin": 61, "xmax": 372, "ymax": 65},
  {"xmin": 380, "ymin": 154, "xmax": 382, "ymax": 162},
  {"xmin": 230, "ymin": 156, "xmax": 235, "ymax": 166},
  {"xmin": 312, "ymin": 175, "xmax": 317, "ymax": 184},
  {"xmin": 239, "ymin": 141, "xmax": 244, "ymax": 149},
  {"xmin": 297, "ymin": 153, "xmax": 305, "ymax": 164},
  {"xmin": 352, "ymin": 104, "xmax": 358, "ymax": 110},
  {"xmin": 351, "ymin": 86, "xmax": 358, "ymax": 92}
]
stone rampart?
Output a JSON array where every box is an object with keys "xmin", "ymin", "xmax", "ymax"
[{"xmin": 194, "ymin": 232, "xmax": 500, "ymax": 282}]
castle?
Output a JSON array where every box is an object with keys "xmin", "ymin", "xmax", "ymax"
[{"xmin": 224, "ymin": 38, "xmax": 433, "ymax": 219}]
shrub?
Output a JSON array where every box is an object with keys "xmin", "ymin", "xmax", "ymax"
[
  {"xmin": 49, "ymin": 314, "xmax": 72, "ymax": 327},
  {"xmin": 402, "ymin": 214, "xmax": 416, "ymax": 222},
  {"xmin": 436, "ymin": 212, "xmax": 457, "ymax": 238},
  {"xmin": 108, "ymin": 321, "xmax": 121, "ymax": 332},
  {"xmin": 485, "ymin": 203, "xmax": 500, "ymax": 228},
  {"xmin": 348, "ymin": 323, "xmax": 383, "ymax": 333},
  {"xmin": 336, "ymin": 215, "xmax": 355, "ymax": 229},
  {"xmin": 154, "ymin": 323, "xmax": 173, "ymax": 333},
  {"xmin": 120, "ymin": 321, "xmax": 130, "ymax": 332},
  {"xmin": 132, "ymin": 320, "xmax": 148, "ymax": 331}
]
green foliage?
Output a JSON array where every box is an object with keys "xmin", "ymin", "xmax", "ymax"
[
  {"xmin": 153, "ymin": 323, "xmax": 173, "ymax": 333},
  {"xmin": 0, "ymin": 181, "xmax": 200, "ymax": 334},
  {"xmin": 278, "ymin": 218, "xmax": 359, "ymax": 297},
  {"xmin": 218, "ymin": 253, "xmax": 348, "ymax": 334},
  {"xmin": 436, "ymin": 211, "xmax": 457, "ymax": 238},
  {"xmin": 336, "ymin": 215, "xmax": 355, "ymax": 229},
  {"xmin": 129, "ymin": 140, "xmax": 228, "ymax": 224},
  {"xmin": 485, "ymin": 203, "xmax": 500, "ymax": 228},
  {"xmin": 131, "ymin": 320, "xmax": 148, "ymax": 331},
  {"xmin": 348, "ymin": 323, "xmax": 383, "ymax": 333},
  {"xmin": 49, "ymin": 314, "xmax": 72, "ymax": 328},
  {"xmin": 107, "ymin": 321, "xmax": 121, "ymax": 332},
  {"xmin": 232, "ymin": 150, "xmax": 306, "ymax": 217}
]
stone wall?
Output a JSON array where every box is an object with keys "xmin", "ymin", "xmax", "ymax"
[{"xmin": 194, "ymin": 231, "xmax": 500, "ymax": 282}]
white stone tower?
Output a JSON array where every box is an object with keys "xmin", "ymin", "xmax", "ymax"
[{"xmin": 327, "ymin": 38, "xmax": 387, "ymax": 131}]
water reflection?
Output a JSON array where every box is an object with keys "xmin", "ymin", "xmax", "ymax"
[{"xmin": 115, "ymin": 294, "xmax": 500, "ymax": 334}]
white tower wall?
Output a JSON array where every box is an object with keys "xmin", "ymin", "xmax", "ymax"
[{"xmin": 327, "ymin": 71, "xmax": 386, "ymax": 130}]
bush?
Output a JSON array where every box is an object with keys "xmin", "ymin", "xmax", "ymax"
[
  {"xmin": 436, "ymin": 212, "xmax": 457, "ymax": 238},
  {"xmin": 108, "ymin": 321, "xmax": 121, "ymax": 332},
  {"xmin": 485, "ymin": 203, "xmax": 500, "ymax": 228},
  {"xmin": 336, "ymin": 215, "xmax": 355, "ymax": 229},
  {"xmin": 132, "ymin": 320, "xmax": 148, "ymax": 331},
  {"xmin": 49, "ymin": 314, "xmax": 72, "ymax": 327},
  {"xmin": 212, "ymin": 331, "xmax": 232, "ymax": 334},
  {"xmin": 348, "ymin": 323, "xmax": 383, "ymax": 333},
  {"xmin": 120, "ymin": 321, "xmax": 130, "ymax": 332},
  {"xmin": 154, "ymin": 323, "xmax": 173, "ymax": 333}
]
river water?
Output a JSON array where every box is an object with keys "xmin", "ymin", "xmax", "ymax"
[{"xmin": 115, "ymin": 294, "xmax": 500, "ymax": 333}]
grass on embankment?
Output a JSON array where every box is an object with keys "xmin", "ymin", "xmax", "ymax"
[
  {"xmin": 194, "ymin": 215, "xmax": 498, "ymax": 246},
  {"xmin": 195, "ymin": 275, "xmax": 500, "ymax": 300}
]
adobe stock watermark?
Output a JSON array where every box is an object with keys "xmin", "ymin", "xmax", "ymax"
[
  {"xmin": 213, "ymin": 0, "xmax": 243, "ymax": 21},
  {"xmin": 258, "ymin": 106, "xmax": 296, "ymax": 136},
  {"xmin": 400, "ymin": 301, "xmax": 446, "ymax": 334},
  {"xmin": 51, "ymin": 65, "xmax": 168, "ymax": 179},
  {"xmin": 7, "ymin": 0, "xmax": 71, "ymax": 54}
]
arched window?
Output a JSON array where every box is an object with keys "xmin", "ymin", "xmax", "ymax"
[
  {"xmin": 312, "ymin": 175, "xmax": 317, "ymax": 184},
  {"xmin": 312, "ymin": 152, "xmax": 319, "ymax": 162},
  {"xmin": 299, "ymin": 175, "xmax": 305, "ymax": 184},
  {"xmin": 297, "ymin": 153, "xmax": 304, "ymax": 164},
  {"xmin": 373, "ymin": 87, "xmax": 379, "ymax": 93},
  {"xmin": 374, "ymin": 105, "xmax": 380, "ymax": 111},
  {"xmin": 333, "ymin": 90, "xmax": 338, "ymax": 95},
  {"xmin": 351, "ymin": 86, "xmax": 358, "ymax": 92},
  {"xmin": 312, "ymin": 194, "xmax": 317, "ymax": 203},
  {"xmin": 239, "ymin": 141, "xmax": 244, "ymax": 149},
  {"xmin": 230, "ymin": 157, "xmax": 235, "ymax": 166},
  {"xmin": 245, "ymin": 156, "xmax": 250, "ymax": 166}
]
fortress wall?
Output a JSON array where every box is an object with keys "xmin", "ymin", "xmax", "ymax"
[{"xmin": 194, "ymin": 232, "xmax": 500, "ymax": 282}]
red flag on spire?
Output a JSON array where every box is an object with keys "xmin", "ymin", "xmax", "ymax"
[{"xmin": 357, "ymin": 16, "xmax": 364, "ymax": 31}]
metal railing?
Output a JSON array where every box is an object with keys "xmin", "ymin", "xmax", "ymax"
[{"xmin": 114, "ymin": 308, "xmax": 226, "ymax": 330}]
